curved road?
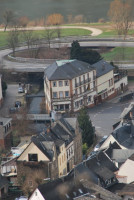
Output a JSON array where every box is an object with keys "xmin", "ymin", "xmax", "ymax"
[
  {"xmin": 0, "ymin": 26, "xmax": 102, "ymax": 37},
  {"xmin": 1, "ymin": 41, "xmax": 134, "ymax": 72}
]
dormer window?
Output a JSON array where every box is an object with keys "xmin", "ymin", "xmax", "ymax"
[{"xmin": 28, "ymin": 154, "xmax": 38, "ymax": 162}]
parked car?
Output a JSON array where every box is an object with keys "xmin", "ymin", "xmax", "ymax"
[
  {"xmin": 18, "ymin": 87, "xmax": 24, "ymax": 93},
  {"xmin": 94, "ymin": 135, "xmax": 108, "ymax": 151},
  {"xmin": 9, "ymin": 107, "xmax": 18, "ymax": 114},
  {"xmin": 15, "ymin": 101, "xmax": 21, "ymax": 108}
]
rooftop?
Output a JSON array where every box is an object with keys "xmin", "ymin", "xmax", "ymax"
[
  {"xmin": 44, "ymin": 60, "xmax": 93, "ymax": 80},
  {"xmin": 92, "ymin": 60, "xmax": 113, "ymax": 78}
]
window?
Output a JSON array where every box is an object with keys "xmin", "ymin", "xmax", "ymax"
[
  {"xmin": 75, "ymin": 89, "xmax": 77, "ymax": 95},
  {"xmin": 64, "ymin": 81, "xmax": 69, "ymax": 86},
  {"xmin": 65, "ymin": 104, "xmax": 69, "ymax": 110},
  {"xmin": 109, "ymin": 78, "xmax": 113, "ymax": 87},
  {"xmin": 88, "ymin": 96, "xmax": 91, "ymax": 102},
  {"xmin": 83, "ymin": 75, "xmax": 85, "ymax": 82},
  {"xmin": 59, "ymin": 91, "xmax": 63, "ymax": 98},
  {"xmin": 59, "ymin": 81, "xmax": 63, "ymax": 87},
  {"xmin": 53, "ymin": 92, "xmax": 57, "ymax": 98},
  {"xmin": 28, "ymin": 154, "xmax": 38, "ymax": 162},
  {"xmin": 65, "ymin": 91, "xmax": 69, "ymax": 97},
  {"xmin": 60, "ymin": 105, "xmax": 64, "ymax": 110},
  {"xmin": 53, "ymin": 81, "xmax": 57, "ymax": 87},
  {"xmin": 79, "ymin": 87, "xmax": 82, "ymax": 94},
  {"xmin": 79, "ymin": 76, "xmax": 81, "ymax": 83}
]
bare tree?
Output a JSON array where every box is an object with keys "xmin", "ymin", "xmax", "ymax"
[
  {"xmin": 21, "ymin": 30, "xmax": 34, "ymax": 50},
  {"xmin": 3, "ymin": 9, "xmax": 15, "ymax": 31},
  {"xmin": 7, "ymin": 27, "xmax": 20, "ymax": 56},
  {"xmin": 43, "ymin": 27, "xmax": 54, "ymax": 48},
  {"xmin": 108, "ymin": 0, "xmax": 132, "ymax": 39}
]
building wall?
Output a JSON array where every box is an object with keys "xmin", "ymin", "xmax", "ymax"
[
  {"xmin": 17, "ymin": 161, "xmax": 49, "ymax": 190},
  {"xmin": 74, "ymin": 120, "xmax": 82, "ymax": 165},
  {"xmin": 117, "ymin": 159, "xmax": 134, "ymax": 184},
  {"xmin": 58, "ymin": 143, "xmax": 67, "ymax": 177},
  {"xmin": 29, "ymin": 188, "xmax": 45, "ymax": 200},
  {"xmin": 17, "ymin": 142, "xmax": 50, "ymax": 162}
]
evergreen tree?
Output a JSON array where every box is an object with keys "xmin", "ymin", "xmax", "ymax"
[
  {"xmin": 77, "ymin": 107, "xmax": 95, "ymax": 147},
  {"xmin": 70, "ymin": 40, "xmax": 81, "ymax": 60},
  {"xmin": 81, "ymin": 49, "xmax": 102, "ymax": 64}
]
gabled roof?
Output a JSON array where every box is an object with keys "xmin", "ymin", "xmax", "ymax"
[
  {"xmin": 86, "ymin": 151, "xmax": 118, "ymax": 180},
  {"xmin": 92, "ymin": 60, "xmax": 113, "ymax": 78},
  {"xmin": 105, "ymin": 142, "xmax": 122, "ymax": 158},
  {"xmin": 112, "ymin": 124, "xmax": 134, "ymax": 149},
  {"xmin": 44, "ymin": 60, "xmax": 93, "ymax": 80},
  {"xmin": 112, "ymin": 149, "xmax": 134, "ymax": 163}
]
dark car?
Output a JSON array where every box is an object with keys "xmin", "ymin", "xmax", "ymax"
[
  {"xmin": 9, "ymin": 107, "xmax": 18, "ymax": 114},
  {"xmin": 15, "ymin": 101, "xmax": 21, "ymax": 108}
]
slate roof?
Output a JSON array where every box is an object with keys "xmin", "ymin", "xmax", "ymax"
[
  {"xmin": 44, "ymin": 60, "xmax": 93, "ymax": 80},
  {"xmin": 86, "ymin": 151, "xmax": 118, "ymax": 180},
  {"xmin": 59, "ymin": 118, "xmax": 76, "ymax": 137},
  {"xmin": 112, "ymin": 124, "xmax": 134, "ymax": 149},
  {"xmin": 112, "ymin": 149, "xmax": 134, "ymax": 163},
  {"xmin": 38, "ymin": 178, "xmax": 90, "ymax": 200},
  {"xmin": 105, "ymin": 142, "xmax": 121, "ymax": 158},
  {"xmin": 92, "ymin": 60, "xmax": 113, "ymax": 78}
]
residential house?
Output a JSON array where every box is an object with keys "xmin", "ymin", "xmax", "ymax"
[
  {"xmin": 29, "ymin": 164, "xmax": 122, "ymax": 200},
  {"xmin": 44, "ymin": 59, "xmax": 127, "ymax": 113},
  {"xmin": 17, "ymin": 135, "xmax": 59, "ymax": 190},
  {"xmin": 86, "ymin": 151, "xmax": 118, "ymax": 188},
  {"xmin": 0, "ymin": 117, "xmax": 12, "ymax": 149},
  {"xmin": 17, "ymin": 117, "xmax": 82, "ymax": 190},
  {"xmin": 115, "ymin": 154, "xmax": 134, "ymax": 184},
  {"xmin": 44, "ymin": 60, "xmax": 97, "ymax": 113},
  {"xmin": 92, "ymin": 60, "xmax": 115, "ymax": 104}
]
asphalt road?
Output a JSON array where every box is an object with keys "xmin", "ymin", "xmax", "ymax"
[{"xmin": 88, "ymin": 100, "xmax": 132, "ymax": 138}]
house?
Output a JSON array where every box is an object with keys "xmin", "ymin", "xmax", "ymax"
[
  {"xmin": 44, "ymin": 59, "xmax": 128, "ymax": 113},
  {"xmin": 115, "ymin": 154, "xmax": 134, "ymax": 184},
  {"xmin": 17, "ymin": 135, "xmax": 59, "ymax": 190},
  {"xmin": 0, "ymin": 117, "xmax": 12, "ymax": 149},
  {"xmin": 17, "ymin": 117, "xmax": 82, "ymax": 191},
  {"xmin": 92, "ymin": 60, "xmax": 115, "ymax": 104},
  {"xmin": 29, "ymin": 165, "xmax": 122, "ymax": 200},
  {"xmin": 44, "ymin": 60, "xmax": 97, "ymax": 113},
  {"xmin": 86, "ymin": 151, "xmax": 118, "ymax": 188}
]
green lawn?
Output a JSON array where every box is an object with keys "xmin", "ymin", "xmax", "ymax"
[
  {"xmin": 102, "ymin": 47, "xmax": 134, "ymax": 61},
  {"xmin": 0, "ymin": 28, "xmax": 91, "ymax": 48},
  {"xmin": 0, "ymin": 32, "xmax": 8, "ymax": 47}
]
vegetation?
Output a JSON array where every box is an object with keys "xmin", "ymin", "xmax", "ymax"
[
  {"xmin": 77, "ymin": 107, "xmax": 95, "ymax": 152},
  {"xmin": 108, "ymin": 0, "xmax": 133, "ymax": 39},
  {"xmin": 70, "ymin": 40, "xmax": 102, "ymax": 64},
  {"xmin": 102, "ymin": 47, "xmax": 134, "ymax": 61},
  {"xmin": 2, "ymin": 80, "xmax": 7, "ymax": 97}
]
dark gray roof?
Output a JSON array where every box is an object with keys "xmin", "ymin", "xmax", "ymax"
[
  {"xmin": 105, "ymin": 142, "xmax": 121, "ymax": 158},
  {"xmin": 86, "ymin": 151, "xmax": 118, "ymax": 180},
  {"xmin": 112, "ymin": 124, "xmax": 134, "ymax": 149},
  {"xmin": 92, "ymin": 60, "xmax": 113, "ymax": 78},
  {"xmin": 112, "ymin": 149, "xmax": 134, "ymax": 163},
  {"xmin": 44, "ymin": 60, "xmax": 93, "ymax": 80}
]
